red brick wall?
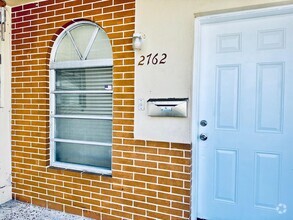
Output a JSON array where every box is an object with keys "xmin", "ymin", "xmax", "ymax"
[{"xmin": 11, "ymin": 0, "xmax": 191, "ymax": 219}]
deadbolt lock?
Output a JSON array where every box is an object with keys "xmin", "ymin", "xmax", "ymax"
[{"xmin": 200, "ymin": 120, "xmax": 207, "ymax": 127}]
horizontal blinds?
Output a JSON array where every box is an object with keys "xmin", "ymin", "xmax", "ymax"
[
  {"xmin": 55, "ymin": 67, "xmax": 112, "ymax": 117},
  {"xmin": 56, "ymin": 67, "xmax": 112, "ymax": 91},
  {"xmin": 56, "ymin": 142, "xmax": 112, "ymax": 169},
  {"xmin": 53, "ymin": 66, "xmax": 113, "ymax": 168},
  {"xmin": 55, "ymin": 118, "xmax": 112, "ymax": 143},
  {"xmin": 55, "ymin": 93, "xmax": 112, "ymax": 116}
]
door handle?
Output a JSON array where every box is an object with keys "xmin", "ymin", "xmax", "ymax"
[{"xmin": 200, "ymin": 133, "xmax": 208, "ymax": 141}]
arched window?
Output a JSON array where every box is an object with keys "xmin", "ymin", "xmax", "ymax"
[{"xmin": 50, "ymin": 21, "xmax": 113, "ymax": 175}]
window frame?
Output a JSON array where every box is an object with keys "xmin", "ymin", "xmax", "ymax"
[{"xmin": 49, "ymin": 21, "xmax": 113, "ymax": 175}]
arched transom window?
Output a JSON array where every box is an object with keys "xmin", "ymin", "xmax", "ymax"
[{"xmin": 50, "ymin": 21, "xmax": 113, "ymax": 175}]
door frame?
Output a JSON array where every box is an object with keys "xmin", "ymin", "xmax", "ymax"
[
  {"xmin": 0, "ymin": 6, "xmax": 12, "ymax": 205},
  {"xmin": 191, "ymin": 4, "xmax": 293, "ymax": 219}
]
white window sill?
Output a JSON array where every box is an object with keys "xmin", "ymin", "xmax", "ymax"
[{"xmin": 50, "ymin": 162, "xmax": 112, "ymax": 176}]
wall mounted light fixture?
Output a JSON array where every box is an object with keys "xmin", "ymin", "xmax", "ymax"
[
  {"xmin": 132, "ymin": 33, "xmax": 144, "ymax": 50},
  {"xmin": 0, "ymin": 0, "xmax": 6, "ymax": 41}
]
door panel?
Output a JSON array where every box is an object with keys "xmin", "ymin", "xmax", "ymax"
[
  {"xmin": 215, "ymin": 65, "xmax": 240, "ymax": 130},
  {"xmin": 197, "ymin": 12, "xmax": 293, "ymax": 220},
  {"xmin": 256, "ymin": 63, "xmax": 284, "ymax": 133},
  {"xmin": 214, "ymin": 149, "xmax": 238, "ymax": 203},
  {"xmin": 254, "ymin": 153, "xmax": 280, "ymax": 209}
]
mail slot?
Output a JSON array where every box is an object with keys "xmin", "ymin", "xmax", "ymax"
[{"xmin": 147, "ymin": 98, "xmax": 188, "ymax": 117}]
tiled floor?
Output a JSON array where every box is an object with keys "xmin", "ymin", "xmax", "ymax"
[{"xmin": 0, "ymin": 200, "xmax": 92, "ymax": 220}]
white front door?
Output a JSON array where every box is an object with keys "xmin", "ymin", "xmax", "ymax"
[{"xmin": 196, "ymin": 8, "xmax": 293, "ymax": 220}]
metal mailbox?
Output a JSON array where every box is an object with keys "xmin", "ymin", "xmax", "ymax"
[{"xmin": 147, "ymin": 98, "xmax": 188, "ymax": 117}]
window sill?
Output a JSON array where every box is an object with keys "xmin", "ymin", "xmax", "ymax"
[{"xmin": 49, "ymin": 163, "xmax": 112, "ymax": 177}]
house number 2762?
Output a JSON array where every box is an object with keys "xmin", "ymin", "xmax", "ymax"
[{"xmin": 138, "ymin": 53, "xmax": 167, "ymax": 66}]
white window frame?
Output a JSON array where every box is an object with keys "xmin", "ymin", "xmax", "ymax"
[{"xmin": 49, "ymin": 21, "xmax": 113, "ymax": 175}]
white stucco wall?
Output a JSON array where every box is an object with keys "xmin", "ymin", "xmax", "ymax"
[
  {"xmin": 0, "ymin": 6, "xmax": 12, "ymax": 204},
  {"xmin": 134, "ymin": 0, "xmax": 293, "ymax": 143}
]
